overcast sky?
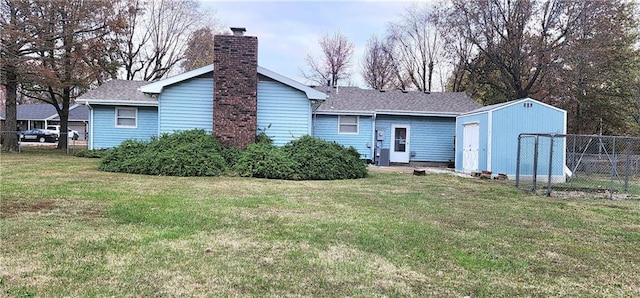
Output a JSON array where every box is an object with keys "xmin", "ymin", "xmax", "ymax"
[{"xmin": 201, "ymin": 1, "xmax": 418, "ymax": 87}]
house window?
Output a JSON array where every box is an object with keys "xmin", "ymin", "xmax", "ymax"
[
  {"xmin": 338, "ymin": 115, "xmax": 358, "ymax": 134},
  {"xmin": 115, "ymin": 107, "xmax": 137, "ymax": 128}
]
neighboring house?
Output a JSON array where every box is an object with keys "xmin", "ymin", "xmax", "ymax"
[
  {"xmin": 455, "ymin": 97, "xmax": 567, "ymax": 180},
  {"xmin": 313, "ymin": 87, "xmax": 481, "ymax": 163},
  {"xmin": 0, "ymin": 103, "xmax": 89, "ymax": 139}
]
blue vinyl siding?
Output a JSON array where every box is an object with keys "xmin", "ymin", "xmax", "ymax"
[
  {"xmin": 456, "ymin": 98, "xmax": 566, "ymax": 176},
  {"xmin": 455, "ymin": 113, "xmax": 489, "ymax": 172},
  {"xmin": 158, "ymin": 77, "xmax": 213, "ymax": 134},
  {"xmin": 313, "ymin": 115, "xmax": 374, "ymax": 159},
  {"xmin": 376, "ymin": 115, "xmax": 456, "ymax": 162},
  {"xmin": 490, "ymin": 100, "xmax": 565, "ymax": 176},
  {"xmin": 257, "ymin": 80, "xmax": 311, "ymax": 146},
  {"xmin": 90, "ymin": 105, "xmax": 158, "ymax": 149}
]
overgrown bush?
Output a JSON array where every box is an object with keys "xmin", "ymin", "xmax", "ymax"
[
  {"xmin": 98, "ymin": 130, "xmax": 367, "ymax": 180},
  {"xmin": 75, "ymin": 148, "xmax": 111, "ymax": 158},
  {"xmin": 283, "ymin": 135, "xmax": 368, "ymax": 180},
  {"xmin": 234, "ymin": 142, "xmax": 297, "ymax": 179},
  {"xmin": 221, "ymin": 146, "xmax": 243, "ymax": 170},
  {"xmin": 234, "ymin": 135, "xmax": 367, "ymax": 180},
  {"xmin": 99, "ymin": 130, "xmax": 227, "ymax": 176}
]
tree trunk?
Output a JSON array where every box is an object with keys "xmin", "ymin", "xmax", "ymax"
[
  {"xmin": 1, "ymin": 67, "xmax": 20, "ymax": 152},
  {"xmin": 56, "ymin": 89, "xmax": 71, "ymax": 150}
]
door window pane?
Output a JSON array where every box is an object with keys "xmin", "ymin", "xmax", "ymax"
[{"xmin": 394, "ymin": 127, "xmax": 406, "ymax": 152}]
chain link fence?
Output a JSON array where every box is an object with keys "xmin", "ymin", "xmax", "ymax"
[
  {"xmin": 1, "ymin": 130, "xmax": 83, "ymax": 155},
  {"xmin": 516, "ymin": 133, "xmax": 640, "ymax": 199}
]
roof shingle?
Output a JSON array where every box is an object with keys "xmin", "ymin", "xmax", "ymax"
[
  {"xmin": 0, "ymin": 104, "xmax": 88, "ymax": 121},
  {"xmin": 77, "ymin": 80, "xmax": 154, "ymax": 102},
  {"xmin": 314, "ymin": 87, "xmax": 481, "ymax": 115}
]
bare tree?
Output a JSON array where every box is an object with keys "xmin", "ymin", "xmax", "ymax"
[
  {"xmin": 116, "ymin": 0, "xmax": 213, "ymax": 81},
  {"xmin": 386, "ymin": 3, "xmax": 445, "ymax": 92},
  {"xmin": 115, "ymin": 0, "xmax": 150, "ymax": 80},
  {"xmin": 360, "ymin": 35, "xmax": 396, "ymax": 90},
  {"xmin": 0, "ymin": 0, "xmax": 29, "ymax": 151},
  {"xmin": 181, "ymin": 27, "xmax": 215, "ymax": 71},
  {"xmin": 301, "ymin": 31, "xmax": 354, "ymax": 86},
  {"xmin": 19, "ymin": 0, "xmax": 123, "ymax": 150},
  {"xmin": 441, "ymin": 5, "xmax": 475, "ymax": 93},
  {"xmin": 541, "ymin": 0, "xmax": 640, "ymax": 135},
  {"xmin": 447, "ymin": 0, "xmax": 582, "ymax": 101}
]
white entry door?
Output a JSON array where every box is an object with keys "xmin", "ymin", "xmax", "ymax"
[
  {"xmin": 462, "ymin": 123, "xmax": 479, "ymax": 173},
  {"xmin": 390, "ymin": 124, "xmax": 410, "ymax": 163}
]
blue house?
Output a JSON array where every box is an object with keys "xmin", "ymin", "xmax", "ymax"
[
  {"xmin": 455, "ymin": 98, "xmax": 567, "ymax": 181},
  {"xmin": 77, "ymin": 28, "xmax": 325, "ymax": 150},
  {"xmin": 77, "ymin": 28, "xmax": 481, "ymax": 165},
  {"xmin": 314, "ymin": 87, "xmax": 480, "ymax": 163},
  {"xmin": 77, "ymin": 66, "xmax": 325, "ymax": 149}
]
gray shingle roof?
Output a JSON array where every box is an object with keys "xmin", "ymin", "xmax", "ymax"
[
  {"xmin": 51, "ymin": 105, "xmax": 89, "ymax": 121},
  {"xmin": 77, "ymin": 80, "xmax": 154, "ymax": 102},
  {"xmin": 315, "ymin": 87, "xmax": 481, "ymax": 115},
  {"xmin": 15, "ymin": 104, "xmax": 57, "ymax": 120},
  {"xmin": 0, "ymin": 104, "xmax": 88, "ymax": 121}
]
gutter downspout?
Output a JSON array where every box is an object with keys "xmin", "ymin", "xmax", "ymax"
[
  {"xmin": 371, "ymin": 112, "xmax": 377, "ymax": 162},
  {"xmin": 85, "ymin": 103, "xmax": 93, "ymax": 150},
  {"xmin": 310, "ymin": 98, "xmax": 327, "ymax": 137}
]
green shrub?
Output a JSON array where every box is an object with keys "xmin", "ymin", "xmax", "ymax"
[
  {"xmin": 99, "ymin": 139, "xmax": 149, "ymax": 174},
  {"xmin": 99, "ymin": 130, "xmax": 366, "ymax": 180},
  {"xmin": 234, "ymin": 135, "xmax": 367, "ymax": 180},
  {"xmin": 75, "ymin": 148, "xmax": 111, "ymax": 158},
  {"xmin": 221, "ymin": 146, "xmax": 243, "ymax": 170},
  {"xmin": 99, "ymin": 130, "xmax": 227, "ymax": 176},
  {"xmin": 283, "ymin": 135, "xmax": 368, "ymax": 180},
  {"xmin": 234, "ymin": 142, "xmax": 297, "ymax": 179}
]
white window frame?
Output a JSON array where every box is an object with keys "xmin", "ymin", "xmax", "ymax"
[
  {"xmin": 338, "ymin": 115, "xmax": 359, "ymax": 134},
  {"xmin": 115, "ymin": 107, "xmax": 137, "ymax": 128}
]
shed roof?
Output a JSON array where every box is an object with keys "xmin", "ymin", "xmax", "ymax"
[
  {"xmin": 314, "ymin": 87, "xmax": 481, "ymax": 116},
  {"xmin": 461, "ymin": 97, "xmax": 566, "ymax": 116}
]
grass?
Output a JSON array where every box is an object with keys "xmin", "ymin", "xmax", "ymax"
[{"xmin": 2, "ymin": 147, "xmax": 640, "ymax": 296}]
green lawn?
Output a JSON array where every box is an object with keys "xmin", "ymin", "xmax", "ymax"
[{"xmin": 1, "ymin": 148, "xmax": 640, "ymax": 297}]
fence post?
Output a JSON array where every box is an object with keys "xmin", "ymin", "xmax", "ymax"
[
  {"xmin": 610, "ymin": 137, "xmax": 616, "ymax": 199},
  {"xmin": 533, "ymin": 136, "xmax": 539, "ymax": 192},
  {"xmin": 516, "ymin": 135, "xmax": 522, "ymax": 189},
  {"xmin": 570, "ymin": 135, "xmax": 576, "ymax": 186},
  {"xmin": 547, "ymin": 136, "xmax": 554, "ymax": 197},
  {"xmin": 624, "ymin": 138, "xmax": 631, "ymax": 193}
]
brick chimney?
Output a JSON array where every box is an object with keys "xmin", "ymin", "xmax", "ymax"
[{"xmin": 213, "ymin": 27, "xmax": 258, "ymax": 148}]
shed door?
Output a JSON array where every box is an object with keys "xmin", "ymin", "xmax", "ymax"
[
  {"xmin": 462, "ymin": 123, "xmax": 479, "ymax": 173},
  {"xmin": 390, "ymin": 124, "xmax": 410, "ymax": 163}
]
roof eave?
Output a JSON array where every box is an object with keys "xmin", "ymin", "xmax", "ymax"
[
  {"xmin": 374, "ymin": 110, "xmax": 460, "ymax": 117},
  {"xmin": 459, "ymin": 97, "xmax": 566, "ymax": 116},
  {"xmin": 135, "ymin": 64, "xmax": 327, "ymax": 102},
  {"xmin": 257, "ymin": 66, "xmax": 327, "ymax": 100},
  {"xmin": 314, "ymin": 110, "xmax": 374, "ymax": 116},
  {"xmin": 139, "ymin": 64, "xmax": 214, "ymax": 94},
  {"xmin": 76, "ymin": 99, "xmax": 158, "ymax": 107}
]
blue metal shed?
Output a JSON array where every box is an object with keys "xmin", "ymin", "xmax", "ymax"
[{"xmin": 455, "ymin": 98, "xmax": 567, "ymax": 180}]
